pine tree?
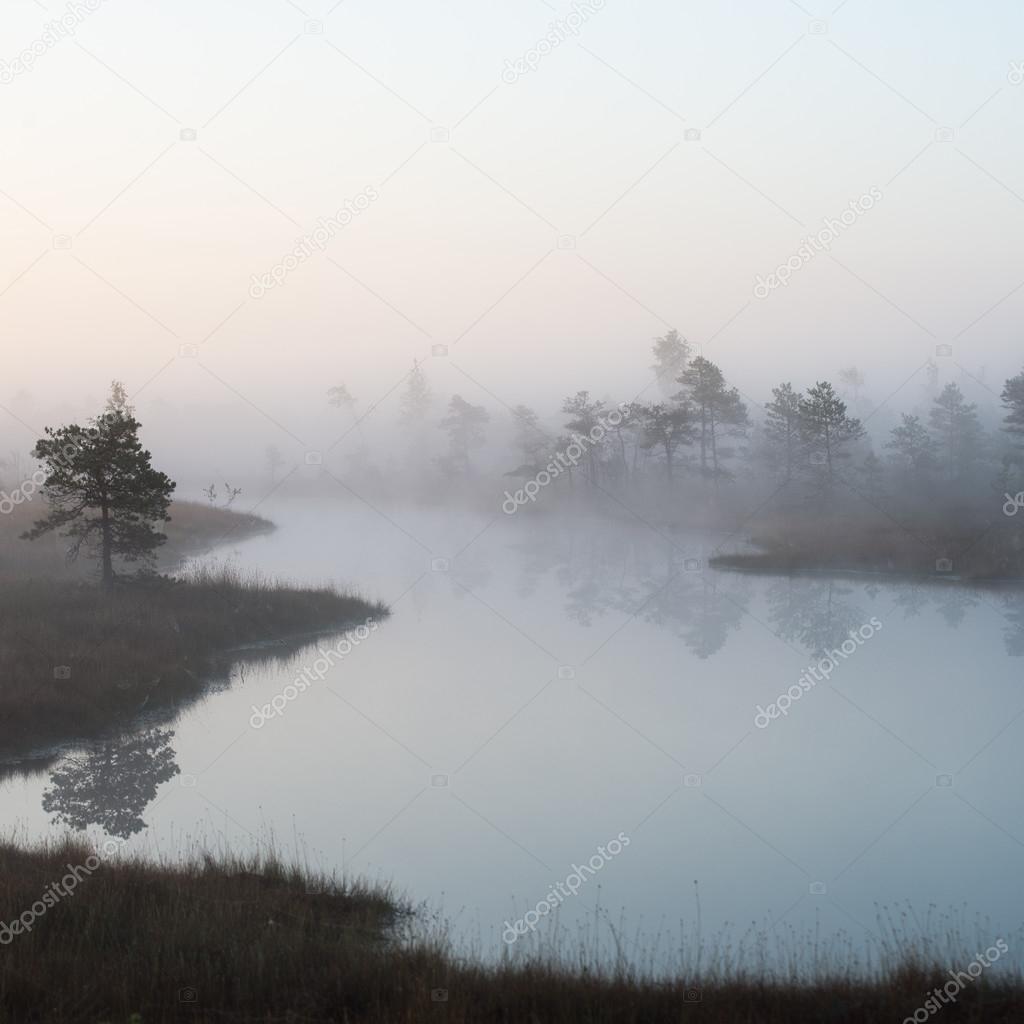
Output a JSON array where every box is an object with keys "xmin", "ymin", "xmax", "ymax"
[
  {"xmin": 562, "ymin": 391, "xmax": 609, "ymax": 483},
  {"xmin": 676, "ymin": 356, "xmax": 748, "ymax": 479},
  {"xmin": 638, "ymin": 401, "xmax": 695, "ymax": 481},
  {"xmin": 439, "ymin": 395, "xmax": 489, "ymax": 475},
  {"xmin": 885, "ymin": 413, "xmax": 937, "ymax": 478},
  {"xmin": 650, "ymin": 329, "xmax": 690, "ymax": 395},
  {"xmin": 799, "ymin": 381, "xmax": 864, "ymax": 483},
  {"xmin": 400, "ymin": 360, "xmax": 432, "ymax": 425},
  {"xmin": 763, "ymin": 382, "xmax": 803, "ymax": 483},
  {"xmin": 928, "ymin": 383, "xmax": 983, "ymax": 481},
  {"xmin": 838, "ymin": 366, "xmax": 865, "ymax": 404},
  {"xmin": 509, "ymin": 405, "xmax": 548, "ymax": 470},
  {"xmin": 327, "ymin": 383, "xmax": 356, "ymax": 411},
  {"xmin": 23, "ymin": 382, "xmax": 175, "ymax": 588},
  {"xmin": 1000, "ymin": 368, "xmax": 1024, "ymax": 470}
]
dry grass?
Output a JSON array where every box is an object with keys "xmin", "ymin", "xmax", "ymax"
[
  {"xmin": 0, "ymin": 501, "xmax": 384, "ymax": 756},
  {"xmin": 0, "ymin": 838, "xmax": 1020, "ymax": 1023},
  {"xmin": 0, "ymin": 567, "xmax": 386, "ymax": 755},
  {"xmin": 710, "ymin": 505, "xmax": 1024, "ymax": 581},
  {"xmin": 0, "ymin": 498, "xmax": 274, "ymax": 582}
]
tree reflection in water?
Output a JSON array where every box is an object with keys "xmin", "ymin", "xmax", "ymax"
[{"xmin": 42, "ymin": 727, "xmax": 180, "ymax": 839}]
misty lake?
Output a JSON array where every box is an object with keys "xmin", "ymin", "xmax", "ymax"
[{"xmin": 3, "ymin": 499, "xmax": 1023, "ymax": 973}]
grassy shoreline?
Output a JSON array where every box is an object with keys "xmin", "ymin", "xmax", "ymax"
[
  {"xmin": 0, "ymin": 501, "xmax": 386, "ymax": 758},
  {"xmin": 710, "ymin": 513, "xmax": 1024, "ymax": 582},
  {"xmin": 0, "ymin": 567, "xmax": 387, "ymax": 757},
  {"xmin": 0, "ymin": 839, "xmax": 1020, "ymax": 1023}
]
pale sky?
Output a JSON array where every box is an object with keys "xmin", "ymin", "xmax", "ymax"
[{"xmin": 3, "ymin": 0, "xmax": 1024, "ymax": 469}]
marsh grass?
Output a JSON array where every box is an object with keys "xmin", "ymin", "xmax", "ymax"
[
  {"xmin": 0, "ymin": 838, "xmax": 1020, "ymax": 1023},
  {"xmin": 710, "ymin": 506, "xmax": 1024, "ymax": 581},
  {"xmin": 0, "ymin": 501, "xmax": 386, "ymax": 756},
  {"xmin": 0, "ymin": 499, "xmax": 274, "ymax": 582},
  {"xmin": 0, "ymin": 567, "xmax": 386, "ymax": 755}
]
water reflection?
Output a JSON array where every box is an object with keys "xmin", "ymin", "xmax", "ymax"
[
  {"xmin": 3, "ymin": 508, "xmax": 1024, "ymax": 977},
  {"xmin": 507, "ymin": 525, "xmax": 750, "ymax": 655},
  {"xmin": 42, "ymin": 727, "xmax": 180, "ymax": 838},
  {"xmin": 633, "ymin": 568, "xmax": 748, "ymax": 659},
  {"xmin": 765, "ymin": 578, "xmax": 866, "ymax": 657},
  {"xmin": 1002, "ymin": 592, "xmax": 1024, "ymax": 656}
]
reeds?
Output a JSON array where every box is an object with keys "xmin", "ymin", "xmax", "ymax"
[
  {"xmin": 0, "ymin": 508, "xmax": 387, "ymax": 755},
  {"xmin": 0, "ymin": 838, "xmax": 1020, "ymax": 1023}
]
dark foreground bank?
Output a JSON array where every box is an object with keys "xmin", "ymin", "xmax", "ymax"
[{"xmin": 0, "ymin": 839, "xmax": 1021, "ymax": 1024}]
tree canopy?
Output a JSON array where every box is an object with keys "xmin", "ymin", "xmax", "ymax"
[{"xmin": 23, "ymin": 382, "xmax": 175, "ymax": 587}]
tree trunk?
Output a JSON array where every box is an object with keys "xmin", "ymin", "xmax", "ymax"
[
  {"xmin": 699, "ymin": 406, "xmax": 708, "ymax": 474},
  {"xmin": 709, "ymin": 408, "xmax": 719, "ymax": 480},
  {"xmin": 100, "ymin": 503, "xmax": 114, "ymax": 589}
]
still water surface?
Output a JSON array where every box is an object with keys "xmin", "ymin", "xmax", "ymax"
[{"xmin": 3, "ymin": 499, "xmax": 1023, "ymax": 972}]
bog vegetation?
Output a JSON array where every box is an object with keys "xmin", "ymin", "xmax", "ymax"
[
  {"xmin": 0, "ymin": 383, "xmax": 386, "ymax": 756},
  {"xmin": 310, "ymin": 337, "xmax": 1024, "ymax": 578},
  {"xmin": 0, "ymin": 837, "xmax": 1019, "ymax": 1023}
]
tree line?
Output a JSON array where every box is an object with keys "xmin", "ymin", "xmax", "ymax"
[{"xmin": 322, "ymin": 332, "xmax": 1024, "ymax": 508}]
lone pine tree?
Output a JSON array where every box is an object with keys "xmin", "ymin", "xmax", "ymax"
[{"xmin": 23, "ymin": 382, "xmax": 175, "ymax": 588}]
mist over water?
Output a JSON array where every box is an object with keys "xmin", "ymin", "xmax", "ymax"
[
  {"xmin": 3, "ymin": 497, "xmax": 1023, "ymax": 973},
  {"xmin": 4, "ymin": 0, "xmax": 1024, "ymax": 996}
]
